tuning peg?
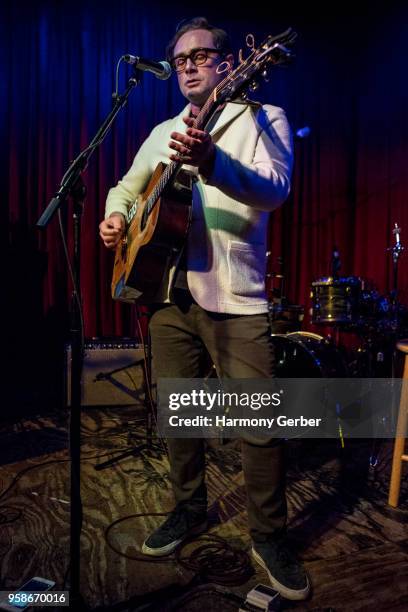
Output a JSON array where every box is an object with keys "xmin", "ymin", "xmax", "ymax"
[
  {"xmin": 238, "ymin": 48, "xmax": 244, "ymax": 64},
  {"xmin": 216, "ymin": 60, "xmax": 232, "ymax": 75},
  {"xmin": 240, "ymin": 91, "xmax": 248, "ymax": 101},
  {"xmin": 249, "ymin": 80, "xmax": 259, "ymax": 92},
  {"xmin": 262, "ymin": 69, "xmax": 269, "ymax": 82},
  {"xmin": 246, "ymin": 33, "xmax": 255, "ymax": 50}
]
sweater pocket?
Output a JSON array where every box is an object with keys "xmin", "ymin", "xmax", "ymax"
[{"xmin": 227, "ymin": 240, "xmax": 266, "ymax": 297}]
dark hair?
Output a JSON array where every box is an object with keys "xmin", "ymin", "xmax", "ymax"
[{"xmin": 166, "ymin": 16, "xmax": 232, "ymax": 61}]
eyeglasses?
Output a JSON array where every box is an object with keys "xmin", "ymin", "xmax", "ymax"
[{"xmin": 171, "ymin": 47, "xmax": 222, "ymax": 73}]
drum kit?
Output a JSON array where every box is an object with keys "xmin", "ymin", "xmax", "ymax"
[{"xmin": 267, "ymin": 224, "xmax": 407, "ymax": 378}]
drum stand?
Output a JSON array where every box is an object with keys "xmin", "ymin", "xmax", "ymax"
[
  {"xmin": 360, "ymin": 226, "xmax": 406, "ymax": 468},
  {"xmin": 266, "ymin": 254, "xmax": 304, "ymax": 334},
  {"xmin": 389, "ymin": 223, "xmax": 404, "ymax": 301},
  {"xmin": 388, "ymin": 223, "xmax": 405, "ymax": 330}
]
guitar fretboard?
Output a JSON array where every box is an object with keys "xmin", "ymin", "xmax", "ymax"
[{"xmin": 126, "ymin": 70, "xmax": 236, "ymax": 225}]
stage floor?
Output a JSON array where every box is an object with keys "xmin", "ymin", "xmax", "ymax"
[{"xmin": 0, "ymin": 405, "xmax": 407, "ymax": 611}]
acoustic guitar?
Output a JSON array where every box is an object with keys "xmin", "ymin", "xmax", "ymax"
[{"xmin": 111, "ymin": 28, "xmax": 297, "ymax": 303}]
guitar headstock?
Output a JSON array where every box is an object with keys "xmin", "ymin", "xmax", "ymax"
[{"xmin": 214, "ymin": 27, "xmax": 297, "ymax": 103}]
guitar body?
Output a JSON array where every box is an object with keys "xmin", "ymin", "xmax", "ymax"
[{"xmin": 111, "ymin": 162, "xmax": 193, "ymax": 303}]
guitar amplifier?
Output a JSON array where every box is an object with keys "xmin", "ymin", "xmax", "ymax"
[{"xmin": 65, "ymin": 339, "xmax": 153, "ymax": 407}]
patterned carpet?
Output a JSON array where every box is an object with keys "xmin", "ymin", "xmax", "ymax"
[{"xmin": 0, "ymin": 406, "xmax": 407, "ymax": 611}]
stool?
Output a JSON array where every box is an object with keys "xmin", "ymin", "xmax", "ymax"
[{"xmin": 388, "ymin": 340, "xmax": 408, "ymax": 507}]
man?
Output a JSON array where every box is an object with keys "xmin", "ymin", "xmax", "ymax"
[{"xmin": 99, "ymin": 17, "xmax": 310, "ymax": 601}]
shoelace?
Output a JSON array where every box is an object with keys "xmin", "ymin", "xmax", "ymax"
[
  {"xmin": 160, "ymin": 506, "xmax": 191, "ymax": 534},
  {"xmin": 277, "ymin": 547, "xmax": 296, "ymax": 565},
  {"xmin": 275, "ymin": 542, "xmax": 303, "ymax": 578}
]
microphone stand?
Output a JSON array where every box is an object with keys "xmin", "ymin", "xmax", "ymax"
[{"xmin": 36, "ymin": 67, "xmax": 142, "ymax": 610}]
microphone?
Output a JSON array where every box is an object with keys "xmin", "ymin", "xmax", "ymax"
[{"xmin": 123, "ymin": 55, "xmax": 172, "ymax": 80}]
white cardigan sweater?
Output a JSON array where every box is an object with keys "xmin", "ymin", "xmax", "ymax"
[{"xmin": 105, "ymin": 101, "xmax": 293, "ymax": 314}]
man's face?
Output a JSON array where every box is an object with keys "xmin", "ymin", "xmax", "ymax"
[{"xmin": 172, "ymin": 29, "xmax": 229, "ymax": 108}]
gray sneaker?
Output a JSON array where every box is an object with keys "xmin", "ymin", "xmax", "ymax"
[
  {"xmin": 252, "ymin": 538, "xmax": 310, "ymax": 601},
  {"xmin": 142, "ymin": 504, "xmax": 208, "ymax": 557}
]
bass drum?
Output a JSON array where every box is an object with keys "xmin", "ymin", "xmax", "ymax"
[{"xmin": 271, "ymin": 331, "xmax": 348, "ymax": 377}]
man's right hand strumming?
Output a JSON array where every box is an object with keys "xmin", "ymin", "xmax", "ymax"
[{"xmin": 99, "ymin": 213, "xmax": 126, "ymax": 250}]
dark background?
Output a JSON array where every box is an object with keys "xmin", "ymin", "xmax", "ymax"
[{"xmin": 2, "ymin": 1, "xmax": 407, "ymax": 412}]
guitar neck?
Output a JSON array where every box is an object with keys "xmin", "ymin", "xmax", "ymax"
[{"xmin": 137, "ymin": 98, "xmax": 223, "ymax": 223}]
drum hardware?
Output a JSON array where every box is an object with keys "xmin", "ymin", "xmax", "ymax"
[
  {"xmin": 269, "ymin": 303, "xmax": 305, "ymax": 335},
  {"xmin": 387, "ymin": 222, "xmax": 404, "ymax": 305},
  {"xmin": 331, "ymin": 245, "xmax": 341, "ymax": 278},
  {"xmin": 309, "ymin": 235, "xmax": 406, "ymax": 330},
  {"xmin": 270, "ymin": 332, "xmax": 349, "ymax": 442},
  {"xmin": 269, "ymin": 301, "xmax": 304, "ymax": 322},
  {"xmin": 266, "ymin": 252, "xmax": 304, "ymax": 333},
  {"xmin": 265, "ymin": 252, "xmax": 286, "ymax": 303},
  {"xmin": 357, "ymin": 223, "xmax": 406, "ymax": 336},
  {"xmin": 309, "ymin": 274, "xmax": 397, "ymax": 377},
  {"xmin": 308, "ymin": 226, "xmax": 408, "ymax": 378},
  {"xmin": 311, "ymin": 275, "xmax": 407, "ymax": 334},
  {"xmin": 310, "ymin": 275, "xmax": 363, "ymax": 325},
  {"xmin": 380, "ymin": 222, "xmax": 407, "ymax": 334},
  {"xmin": 270, "ymin": 331, "xmax": 348, "ymax": 378}
]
